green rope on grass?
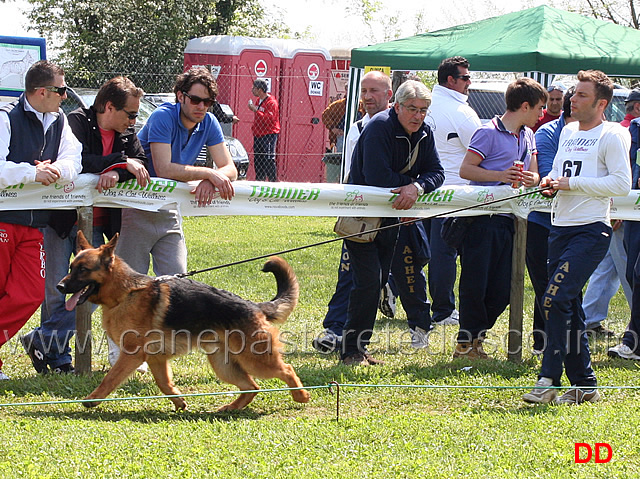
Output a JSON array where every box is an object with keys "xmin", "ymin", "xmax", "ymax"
[{"xmin": 0, "ymin": 383, "xmax": 639, "ymax": 408}]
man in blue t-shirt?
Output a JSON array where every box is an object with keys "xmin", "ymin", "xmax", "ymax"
[{"xmin": 112, "ymin": 67, "xmax": 237, "ymax": 362}]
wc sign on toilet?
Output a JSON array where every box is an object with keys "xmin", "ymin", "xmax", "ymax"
[{"xmin": 307, "ymin": 63, "xmax": 324, "ymax": 96}]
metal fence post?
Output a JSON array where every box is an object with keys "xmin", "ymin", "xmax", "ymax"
[
  {"xmin": 508, "ymin": 217, "xmax": 527, "ymax": 362},
  {"xmin": 75, "ymin": 206, "xmax": 93, "ymax": 374}
]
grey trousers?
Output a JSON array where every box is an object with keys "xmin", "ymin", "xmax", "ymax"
[{"xmin": 115, "ymin": 207, "xmax": 187, "ymax": 276}]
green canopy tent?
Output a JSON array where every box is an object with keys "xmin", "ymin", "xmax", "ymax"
[
  {"xmin": 350, "ymin": 5, "xmax": 640, "ymax": 75},
  {"xmin": 343, "ymin": 5, "xmax": 640, "ymax": 143}
]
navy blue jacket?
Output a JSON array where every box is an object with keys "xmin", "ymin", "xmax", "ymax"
[
  {"xmin": 0, "ymin": 95, "xmax": 64, "ymax": 228},
  {"xmin": 349, "ymin": 107, "xmax": 444, "ymax": 193}
]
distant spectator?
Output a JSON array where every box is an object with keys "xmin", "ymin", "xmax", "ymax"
[
  {"xmin": 322, "ymin": 97, "xmax": 347, "ymax": 152},
  {"xmin": 621, "ymin": 89, "xmax": 640, "ymax": 128},
  {"xmin": 532, "ymin": 85, "xmax": 564, "ymax": 132},
  {"xmin": 248, "ymin": 79, "xmax": 280, "ymax": 181}
]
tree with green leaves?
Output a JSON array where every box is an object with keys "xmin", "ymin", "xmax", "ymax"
[{"xmin": 25, "ymin": 0, "xmax": 292, "ymax": 91}]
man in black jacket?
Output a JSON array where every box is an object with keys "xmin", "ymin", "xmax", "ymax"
[
  {"xmin": 341, "ymin": 80, "xmax": 444, "ymax": 366},
  {"xmin": 21, "ymin": 76, "xmax": 150, "ymax": 375}
]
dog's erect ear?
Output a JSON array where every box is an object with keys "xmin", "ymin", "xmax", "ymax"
[
  {"xmin": 76, "ymin": 230, "xmax": 92, "ymax": 251},
  {"xmin": 101, "ymin": 232, "xmax": 119, "ymax": 260}
]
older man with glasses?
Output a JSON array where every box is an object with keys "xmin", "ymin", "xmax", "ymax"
[
  {"xmin": 340, "ymin": 80, "xmax": 444, "ymax": 366},
  {"xmin": 0, "ymin": 60, "xmax": 82, "ymax": 380}
]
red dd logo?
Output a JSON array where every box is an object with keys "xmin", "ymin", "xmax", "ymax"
[{"xmin": 574, "ymin": 443, "xmax": 612, "ymax": 463}]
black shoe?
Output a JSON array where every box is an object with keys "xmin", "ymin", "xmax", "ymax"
[
  {"xmin": 586, "ymin": 325, "xmax": 616, "ymax": 338},
  {"xmin": 51, "ymin": 363, "xmax": 75, "ymax": 374},
  {"xmin": 20, "ymin": 334, "xmax": 49, "ymax": 374}
]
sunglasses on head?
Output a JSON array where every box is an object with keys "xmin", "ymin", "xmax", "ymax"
[
  {"xmin": 182, "ymin": 91, "xmax": 215, "ymax": 108},
  {"xmin": 454, "ymin": 74, "xmax": 471, "ymax": 81},
  {"xmin": 36, "ymin": 85, "xmax": 67, "ymax": 96},
  {"xmin": 119, "ymin": 108, "xmax": 139, "ymax": 120}
]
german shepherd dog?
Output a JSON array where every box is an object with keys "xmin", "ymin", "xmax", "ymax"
[{"xmin": 57, "ymin": 231, "xmax": 310, "ymax": 412}]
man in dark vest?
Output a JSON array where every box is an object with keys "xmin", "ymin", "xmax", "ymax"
[
  {"xmin": 20, "ymin": 76, "xmax": 149, "ymax": 375},
  {"xmin": 0, "ymin": 60, "xmax": 82, "ymax": 380}
]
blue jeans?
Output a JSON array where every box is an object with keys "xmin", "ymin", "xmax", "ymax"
[
  {"xmin": 24, "ymin": 225, "xmax": 104, "ymax": 368},
  {"xmin": 582, "ymin": 225, "xmax": 631, "ymax": 328},
  {"xmin": 540, "ymin": 223, "xmax": 610, "ymax": 387},
  {"xmin": 426, "ymin": 217, "xmax": 458, "ymax": 322},
  {"xmin": 253, "ymin": 133, "xmax": 278, "ymax": 182}
]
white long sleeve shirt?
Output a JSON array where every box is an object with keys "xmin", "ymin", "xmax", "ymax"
[
  {"xmin": 550, "ymin": 121, "xmax": 631, "ymax": 226},
  {"xmin": 0, "ymin": 96, "xmax": 82, "ymax": 188}
]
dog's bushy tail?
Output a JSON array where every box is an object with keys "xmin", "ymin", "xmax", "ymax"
[{"xmin": 257, "ymin": 256, "xmax": 299, "ymax": 324}]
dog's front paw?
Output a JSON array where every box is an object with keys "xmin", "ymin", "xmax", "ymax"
[
  {"xmin": 82, "ymin": 399, "xmax": 100, "ymax": 408},
  {"xmin": 294, "ymin": 389, "xmax": 311, "ymax": 404},
  {"xmin": 216, "ymin": 403, "xmax": 235, "ymax": 412},
  {"xmin": 173, "ymin": 398, "xmax": 187, "ymax": 411}
]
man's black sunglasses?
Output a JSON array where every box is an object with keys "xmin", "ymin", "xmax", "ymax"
[
  {"xmin": 454, "ymin": 74, "xmax": 471, "ymax": 81},
  {"xmin": 36, "ymin": 85, "xmax": 67, "ymax": 96},
  {"xmin": 119, "ymin": 108, "xmax": 139, "ymax": 120},
  {"xmin": 182, "ymin": 91, "xmax": 215, "ymax": 107}
]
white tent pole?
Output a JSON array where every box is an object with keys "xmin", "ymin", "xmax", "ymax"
[{"xmin": 340, "ymin": 66, "xmax": 364, "ymax": 183}]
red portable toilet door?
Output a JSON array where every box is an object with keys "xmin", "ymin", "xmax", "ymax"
[
  {"xmin": 235, "ymin": 49, "xmax": 280, "ymax": 181},
  {"xmin": 278, "ymin": 53, "xmax": 329, "ymax": 182}
]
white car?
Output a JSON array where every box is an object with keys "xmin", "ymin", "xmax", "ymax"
[{"xmin": 467, "ymin": 79, "xmax": 630, "ymax": 123}]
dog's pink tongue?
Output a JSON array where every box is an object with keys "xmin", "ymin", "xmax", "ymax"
[{"xmin": 65, "ymin": 292, "xmax": 82, "ymax": 311}]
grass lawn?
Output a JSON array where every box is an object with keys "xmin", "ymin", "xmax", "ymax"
[{"xmin": 1, "ymin": 215, "xmax": 639, "ymax": 478}]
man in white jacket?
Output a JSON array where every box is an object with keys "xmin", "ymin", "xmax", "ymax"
[
  {"xmin": 425, "ymin": 56, "xmax": 481, "ymax": 326},
  {"xmin": 524, "ymin": 70, "xmax": 631, "ymax": 405}
]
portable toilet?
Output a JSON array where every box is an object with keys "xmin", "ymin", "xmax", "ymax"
[
  {"xmin": 277, "ymin": 40, "xmax": 331, "ymax": 182},
  {"xmin": 184, "ymin": 36, "xmax": 331, "ymax": 182}
]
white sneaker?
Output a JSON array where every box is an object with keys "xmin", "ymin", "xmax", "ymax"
[
  {"xmin": 107, "ymin": 336, "xmax": 149, "ymax": 373},
  {"xmin": 435, "ymin": 309, "xmax": 459, "ymax": 326},
  {"xmin": 522, "ymin": 377, "xmax": 557, "ymax": 404},
  {"xmin": 608, "ymin": 343, "xmax": 640, "ymax": 360},
  {"xmin": 312, "ymin": 329, "xmax": 342, "ymax": 353},
  {"xmin": 410, "ymin": 327, "xmax": 430, "ymax": 349},
  {"xmin": 378, "ymin": 283, "xmax": 396, "ymax": 318},
  {"xmin": 0, "ymin": 370, "xmax": 9, "ymax": 380}
]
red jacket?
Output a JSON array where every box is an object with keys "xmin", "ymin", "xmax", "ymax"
[
  {"xmin": 252, "ymin": 95, "xmax": 280, "ymax": 137},
  {"xmin": 532, "ymin": 109, "xmax": 561, "ymax": 132}
]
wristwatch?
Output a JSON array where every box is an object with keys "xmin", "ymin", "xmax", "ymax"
[{"xmin": 412, "ymin": 181, "xmax": 424, "ymax": 196}]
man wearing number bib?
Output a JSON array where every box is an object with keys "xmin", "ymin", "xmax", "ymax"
[{"xmin": 524, "ymin": 70, "xmax": 631, "ymax": 405}]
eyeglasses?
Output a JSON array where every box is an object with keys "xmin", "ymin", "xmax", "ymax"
[
  {"xmin": 182, "ymin": 91, "xmax": 215, "ymax": 108},
  {"xmin": 401, "ymin": 104, "xmax": 428, "ymax": 116},
  {"xmin": 36, "ymin": 85, "xmax": 67, "ymax": 96},
  {"xmin": 119, "ymin": 108, "xmax": 139, "ymax": 120},
  {"xmin": 454, "ymin": 74, "xmax": 471, "ymax": 82},
  {"xmin": 547, "ymin": 85, "xmax": 564, "ymax": 93}
]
